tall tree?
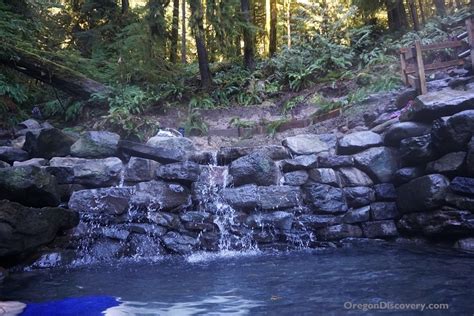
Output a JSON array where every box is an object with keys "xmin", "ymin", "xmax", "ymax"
[
  {"xmin": 385, "ymin": 0, "xmax": 408, "ymax": 32},
  {"xmin": 434, "ymin": 0, "xmax": 446, "ymax": 16},
  {"xmin": 147, "ymin": 0, "xmax": 170, "ymax": 56},
  {"xmin": 269, "ymin": 0, "xmax": 277, "ymax": 56},
  {"xmin": 286, "ymin": 0, "xmax": 291, "ymax": 48},
  {"xmin": 189, "ymin": 0, "xmax": 212, "ymax": 88},
  {"xmin": 122, "ymin": 0, "xmax": 129, "ymax": 14},
  {"xmin": 418, "ymin": 0, "xmax": 426, "ymax": 26},
  {"xmin": 170, "ymin": 0, "xmax": 179, "ymax": 62},
  {"xmin": 241, "ymin": 0, "xmax": 255, "ymax": 70},
  {"xmin": 408, "ymin": 0, "xmax": 420, "ymax": 31},
  {"xmin": 181, "ymin": 0, "xmax": 187, "ymax": 63}
]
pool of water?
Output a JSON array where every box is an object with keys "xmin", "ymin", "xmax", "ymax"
[{"xmin": 1, "ymin": 244, "xmax": 474, "ymax": 315}]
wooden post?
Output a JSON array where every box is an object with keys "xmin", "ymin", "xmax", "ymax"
[
  {"xmin": 415, "ymin": 40, "xmax": 427, "ymax": 94},
  {"xmin": 466, "ymin": 18, "xmax": 474, "ymax": 70},
  {"xmin": 400, "ymin": 52, "xmax": 408, "ymax": 85}
]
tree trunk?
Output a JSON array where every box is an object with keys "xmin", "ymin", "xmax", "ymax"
[
  {"xmin": 286, "ymin": 0, "xmax": 291, "ymax": 48},
  {"xmin": 418, "ymin": 0, "xmax": 426, "ymax": 26},
  {"xmin": 241, "ymin": 0, "xmax": 255, "ymax": 70},
  {"xmin": 265, "ymin": 0, "xmax": 270, "ymax": 55},
  {"xmin": 181, "ymin": 0, "xmax": 187, "ymax": 63},
  {"xmin": 408, "ymin": 0, "xmax": 420, "ymax": 31},
  {"xmin": 385, "ymin": 0, "xmax": 408, "ymax": 32},
  {"xmin": 170, "ymin": 0, "xmax": 180, "ymax": 63},
  {"xmin": 188, "ymin": 0, "xmax": 212, "ymax": 88},
  {"xmin": 121, "ymin": 0, "xmax": 129, "ymax": 14},
  {"xmin": 434, "ymin": 0, "xmax": 446, "ymax": 17},
  {"xmin": 0, "ymin": 45, "xmax": 108, "ymax": 99},
  {"xmin": 269, "ymin": 0, "xmax": 277, "ymax": 56}
]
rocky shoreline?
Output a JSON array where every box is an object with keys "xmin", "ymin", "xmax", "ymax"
[{"xmin": 0, "ymin": 82, "xmax": 474, "ymax": 271}]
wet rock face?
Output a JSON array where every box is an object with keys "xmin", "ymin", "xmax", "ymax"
[
  {"xmin": 23, "ymin": 128, "xmax": 76, "ymax": 159},
  {"xmin": 431, "ymin": 110, "xmax": 474, "ymax": 153},
  {"xmin": 397, "ymin": 174, "xmax": 450, "ymax": 214},
  {"xmin": 425, "ymin": 152, "xmax": 466, "ymax": 175},
  {"xmin": 156, "ymin": 161, "xmax": 201, "ymax": 184},
  {"xmin": 0, "ymin": 200, "xmax": 79, "ymax": 258},
  {"xmin": 257, "ymin": 186, "xmax": 302, "ymax": 210},
  {"xmin": 383, "ymin": 122, "xmax": 431, "ymax": 146},
  {"xmin": 280, "ymin": 154, "xmax": 317, "ymax": 172},
  {"xmin": 131, "ymin": 181, "xmax": 191, "ymax": 212},
  {"xmin": 124, "ymin": 157, "xmax": 158, "ymax": 183},
  {"xmin": 146, "ymin": 135, "xmax": 196, "ymax": 156},
  {"xmin": 362, "ymin": 220, "xmax": 398, "ymax": 238},
  {"xmin": 221, "ymin": 185, "xmax": 258, "ymax": 212},
  {"xmin": 303, "ymin": 184, "xmax": 348, "ymax": 214},
  {"xmin": 0, "ymin": 166, "xmax": 60, "ymax": 207},
  {"xmin": 0, "ymin": 146, "xmax": 28, "ymax": 164},
  {"xmin": 68, "ymin": 187, "xmax": 133, "ymax": 217},
  {"xmin": 283, "ymin": 170, "xmax": 309, "ymax": 186},
  {"xmin": 450, "ymin": 177, "xmax": 474, "ymax": 196},
  {"xmin": 229, "ymin": 152, "xmax": 278, "ymax": 187},
  {"xmin": 337, "ymin": 167, "xmax": 373, "ymax": 187},
  {"xmin": 399, "ymin": 134, "xmax": 436, "ymax": 166},
  {"xmin": 343, "ymin": 186, "xmax": 375, "ymax": 208},
  {"xmin": 217, "ymin": 145, "xmax": 289, "ymax": 165},
  {"xmin": 282, "ymin": 134, "xmax": 329, "ymax": 155},
  {"xmin": 315, "ymin": 224, "xmax": 363, "ymax": 241},
  {"xmin": 353, "ymin": 147, "xmax": 400, "ymax": 183},
  {"xmin": 337, "ymin": 131, "xmax": 383, "ymax": 155},
  {"xmin": 162, "ymin": 232, "xmax": 198, "ymax": 254},
  {"xmin": 71, "ymin": 131, "xmax": 120, "ymax": 158}
]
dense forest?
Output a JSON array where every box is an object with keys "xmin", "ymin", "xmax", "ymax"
[{"xmin": 0, "ymin": 0, "xmax": 472, "ymax": 138}]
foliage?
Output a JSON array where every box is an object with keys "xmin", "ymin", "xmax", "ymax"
[{"xmin": 183, "ymin": 106, "xmax": 208, "ymax": 136}]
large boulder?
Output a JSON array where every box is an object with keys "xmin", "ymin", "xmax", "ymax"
[
  {"xmin": 282, "ymin": 134, "xmax": 329, "ymax": 155},
  {"xmin": 397, "ymin": 174, "xmax": 450, "ymax": 214},
  {"xmin": 49, "ymin": 157, "xmax": 123, "ymax": 187},
  {"xmin": 280, "ymin": 154, "xmax": 317, "ymax": 172},
  {"xmin": 317, "ymin": 155, "xmax": 354, "ymax": 168},
  {"xmin": 0, "ymin": 166, "xmax": 60, "ymax": 207},
  {"xmin": 124, "ymin": 157, "xmax": 158, "ymax": 183},
  {"xmin": 397, "ymin": 208, "xmax": 474, "ymax": 237},
  {"xmin": 217, "ymin": 145, "xmax": 289, "ymax": 165},
  {"xmin": 70, "ymin": 131, "xmax": 120, "ymax": 158},
  {"xmin": 342, "ymin": 205, "xmax": 370, "ymax": 224},
  {"xmin": 257, "ymin": 186, "xmax": 302, "ymax": 210},
  {"xmin": 307, "ymin": 168, "xmax": 340, "ymax": 186},
  {"xmin": 229, "ymin": 151, "xmax": 278, "ymax": 186},
  {"xmin": 131, "ymin": 180, "xmax": 191, "ymax": 212},
  {"xmin": 354, "ymin": 147, "xmax": 400, "ymax": 183},
  {"xmin": 68, "ymin": 187, "xmax": 133, "ymax": 216},
  {"xmin": 0, "ymin": 146, "xmax": 28, "ymax": 164},
  {"xmin": 343, "ymin": 186, "xmax": 376, "ymax": 208},
  {"xmin": 156, "ymin": 161, "xmax": 201, "ymax": 184},
  {"xmin": 23, "ymin": 128, "xmax": 76, "ymax": 159},
  {"xmin": 146, "ymin": 135, "xmax": 196, "ymax": 161},
  {"xmin": 425, "ymin": 152, "xmax": 466, "ymax": 175},
  {"xmin": 393, "ymin": 167, "xmax": 425, "ymax": 185},
  {"xmin": 221, "ymin": 185, "xmax": 258, "ymax": 211},
  {"xmin": 303, "ymin": 184, "xmax": 348, "ymax": 214},
  {"xmin": 283, "ymin": 170, "xmax": 309, "ymax": 186},
  {"xmin": 315, "ymin": 224, "xmax": 363, "ymax": 241},
  {"xmin": 399, "ymin": 88, "xmax": 474, "ymax": 122},
  {"xmin": 337, "ymin": 167, "xmax": 373, "ymax": 187},
  {"xmin": 0, "ymin": 200, "xmax": 79, "ymax": 258},
  {"xmin": 431, "ymin": 110, "xmax": 474, "ymax": 153},
  {"xmin": 337, "ymin": 131, "xmax": 383, "ymax": 155},
  {"xmin": 399, "ymin": 134, "xmax": 436, "ymax": 166},
  {"xmin": 383, "ymin": 122, "xmax": 431, "ymax": 146}
]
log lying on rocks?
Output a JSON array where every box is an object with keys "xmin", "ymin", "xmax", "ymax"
[
  {"xmin": 118, "ymin": 140, "xmax": 186, "ymax": 164},
  {"xmin": 0, "ymin": 44, "xmax": 109, "ymax": 99}
]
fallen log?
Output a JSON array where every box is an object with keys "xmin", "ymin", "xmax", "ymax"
[{"xmin": 0, "ymin": 44, "xmax": 109, "ymax": 99}]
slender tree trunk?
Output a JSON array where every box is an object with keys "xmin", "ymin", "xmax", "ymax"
[
  {"xmin": 181, "ymin": 0, "xmax": 187, "ymax": 63},
  {"xmin": 269, "ymin": 0, "xmax": 277, "ymax": 56},
  {"xmin": 418, "ymin": 0, "xmax": 426, "ymax": 25},
  {"xmin": 286, "ymin": 0, "xmax": 291, "ymax": 48},
  {"xmin": 408, "ymin": 0, "xmax": 420, "ymax": 31},
  {"xmin": 385, "ymin": 0, "xmax": 408, "ymax": 32},
  {"xmin": 188, "ymin": 0, "xmax": 212, "ymax": 88},
  {"xmin": 434, "ymin": 0, "xmax": 446, "ymax": 17},
  {"xmin": 121, "ymin": 0, "xmax": 129, "ymax": 14},
  {"xmin": 170, "ymin": 0, "xmax": 179, "ymax": 62},
  {"xmin": 241, "ymin": 0, "xmax": 255, "ymax": 70},
  {"xmin": 265, "ymin": 0, "xmax": 270, "ymax": 55}
]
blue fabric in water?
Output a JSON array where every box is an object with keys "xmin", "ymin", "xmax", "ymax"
[{"xmin": 21, "ymin": 295, "xmax": 119, "ymax": 316}]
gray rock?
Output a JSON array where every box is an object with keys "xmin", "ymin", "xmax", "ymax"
[
  {"xmin": 397, "ymin": 208, "xmax": 474, "ymax": 237},
  {"xmin": 395, "ymin": 88, "xmax": 417, "ymax": 109},
  {"xmin": 467, "ymin": 137, "xmax": 474, "ymax": 175},
  {"xmin": 337, "ymin": 167, "xmax": 373, "ymax": 187},
  {"xmin": 118, "ymin": 140, "xmax": 187, "ymax": 164},
  {"xmin": 132, "ymin": 180, "xmax": 191, "ymax": 212},
  {"xmin": 147, "ymin": 135, "xmax": 196, "ymax": 156},
  {"xmin": 13, "ymin": 158, "xmax": 48, "ymax": 167},
  {"xmin": 383, "ymin": 122, "xmax": 430, "ymax": 146},
  {"xmin": 68, "ymin": 187, "xmax": 133, "ymax": 216},
  {"xmin": 343, "ymin": 186, "xmax": 376, "ymax": 208},
  {"xmin": 124, "ymin": 157, "xmax": 158, "ymax": 183},
  {"xmin": 129, "ymin": 223, "xmax": 167, "ymax": 237},
  {"xmin": 400, "ymin": 134, "xmax": 436, "ymax": 166},
  {"xmin": 455, "ymin": 238, "xmax": 474, "ymax": 252},
  {"xmin": 362, "ymin": 220, "xmax": 398, "ymax": 238},
  {"xmin": 282, "ymin": 134, "xmax": 329, "ymax": 155},
  {"xmin": 426, "ymin": 152, "xmax": 466, "ymax": 174},
  {"xmin": 0, "ymin": 160, "xmax": 10, "ymax": 168},
  {"xmin": 431, "ymin": 110, "xmax": 474, "ymax": 153},
  {"xmin": 280, "ymin": 154, "xmax": 317, "ymax": 172},
  {"xmin": 303, "ymin": 184, "xmax": 348, "ymax": 214},
  {"xmin": 49, "ymin": 157, "xmax": 123, "ymax": 187},
  {"xmin": 180, "ymin": 211, "xmax": 215, "ymax": 231},
  {"xmin": 393, "ymin": 167, "xmax": 425, "ymax": 185},
  {"xmin": 0, "ymin": 146, "xmax": 29, "ymax": 164},
  {"xmin": 246, "ymin": 211, "xmax": 294, "ymax": 231},
  {"xmin": 217, "ymin": 145, "xmax": 289, "ymax": 165},
  {"xmin": 0, "ymin": 200, "xmax": 79, "ymax": 258},
  {"xmin": 101, "ymin": 227, "xmax": 130, "ymax": 241},
  {"xmin": 343, "ymin": 206, "xmax": 370, "ymax": 224},
  {"xmin": 156, "ymin": 161, "xmax": 201, "ymax": 184},
  {"xmin": 308, "ymin": 168, "xmax": 340, "ymax": 186},
  {"xmin": 445, "ymin": 193, "xmax": 474, "ymax": 212},
  {"xmin": 17, "ymin": 119, "xmax": 41, "ymax": 130},
  {"xmin": 370, "ymin": 202, "xmax": 399, "ymax": 220},
  {"xmin": 397, "ymin": 174, "xmax": 450, "ymax": 214},
  {"xmin": 400, "ymin": 88, "xmax": 474, "ymax": 122},
  {"xmin": 257, "ymin": 186, "xmax": 302, "ymax": 210},
  {"xmin": 70, "ymin": 131, "xmax": 120, "ymax": 158},
  {"xmin": 337, "ymin": 131, "xmax": 383, "ymax": 155},
  {"xmin": 229, "ymin": 151, "xmax": 278, "ymax": 186},
  {"xmin": 0, "ymin": 166, "xmax": 60, "ymax": 207},
  {"xmin": 161, "ymin": 231, "xmax": 198, "ymax": 254},
  {"xmin": 147, "ymin": 212, "xmax": 181, "ymax": 229},
  {"xmin": 295, "ymin": 214, "xmax": 341, "ymax": 229},
  {"xmin": 315, "ymin": 224, "xmax": 363, "ymax": 241},
  {"xmin": 450, "ymin": 177, "xmax": 474, "ymax": 196},
  {"xmin": 283, "ymin": 170, "xmax": 308, "ymax": 186},
  {"xmin": 374, "ymin": 183, "xmax": 397, "ymax": 201},
  {"xmin": 354, "ymin": 147, "xmax": 400, "ymax": 182},
  {"xmin": 317, "ymin": 155, "xmax": 354, "ymax": 168},
  {"xmin": 23, "ymin": 128, "xmax": 76, "ymax": 159},
  {"xmin": 221, "ymin": 185, "xmax": 258, "ymax": 211}
]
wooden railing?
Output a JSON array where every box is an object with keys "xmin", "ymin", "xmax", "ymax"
[{"xmin": 400, "ymin": 18, "xmax": 474, "ymax": 94}]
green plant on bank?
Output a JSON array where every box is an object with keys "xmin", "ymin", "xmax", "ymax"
[
  {"xmin": 189, "ymin": 94, "xmax": 216, "ymax": 109},
  {"xmin": 266, "ymin": 118, "xmax": 289, "ymax": 137},
  {"xmin": 229, "ymin": 117, "xmax": 256, "ymax": 129},
  {"xmin": 183, "ymin": 105, "xmax": 208, "ymax": 136},
  {"xmin": 43, "ymin": 99, "xmax": 84, "ymax": 122},
  {"xmin": 282, "ymin": 95, "xmax": 305, "ymax": 115}
]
